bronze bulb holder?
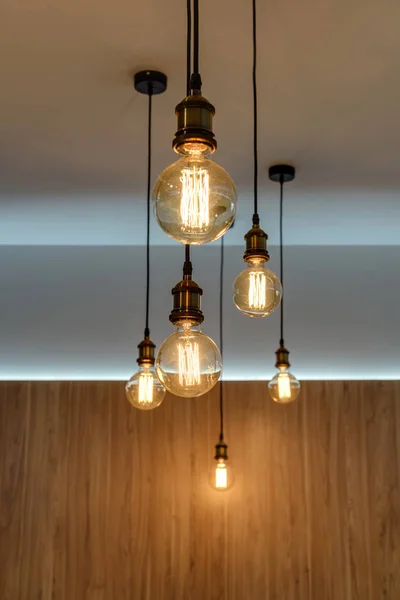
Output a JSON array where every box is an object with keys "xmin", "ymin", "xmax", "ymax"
[
  {"xmin": 243, "ymin": 222, "xmax": 270, "ymax": 263},
  {"xmin": 215, "ymin": 440, "xmax": 228, "ymax": 461},
  {"xmin": 275, "ymin": 345, "xmax": 290, "ymax": 369},
  {"xmin": 173, "ymin": 92, "xmax": 217, "ymax": 155},
  {"xmin": 169, "ymin": 263, "xmax": 204, "ymax": 326},
  {"xmin": 137, "ymin": 336, "xmax": 156, "ymax": 367}
]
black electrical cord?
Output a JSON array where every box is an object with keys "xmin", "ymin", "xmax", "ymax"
[
  {"xmin": 186, "ymin": 0, "xmax": 191, "ymax": 96},
  {"xmin": 279, "ymin": 177, "xmax": 284, "ymax": 346},
  {"xmin": 219, "ymin": 237, "xmax": 224, "ymax": 442},
  {"xmin": 184, "ymin": 1, "xmax": 194, "ymax": 274},
  {"xmin": 193, "ymin": 0, "xmax": 199, "ymax": 75},
  {"xmin": 189, "ymin": 0, "xmax": 202, "ymax": 91},
  {"xmin": 252, "ymin": 0, "xmax": 259, "ymax": 225},
  {"xmin": 144, "ymin": 90, "xmax": 153, "ymax": 338}
]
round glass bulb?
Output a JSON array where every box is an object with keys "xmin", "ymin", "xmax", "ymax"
[
  {"xmin": 155, "ymin": 322, "xmax": 222, "ymax": 397},
  {"xmin": 268, "ymin": 366, "xmax": 301, "ymax": 404},
  {"xmin": 233, "ymin": 260, "xmax": 282, "ymax": 317},
  {"xmin": 125, "ymin": 364, "xmax": 166, "ymax": 410},
  {"xmin": 209, "ymin": 458, "xmax": 234, "ymax": 491},
  {"xmin": 153, "ymin": 152, "xmax": 237, "ymax": 245}
]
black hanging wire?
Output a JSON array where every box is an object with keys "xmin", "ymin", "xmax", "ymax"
[
  {"xmin": 189, "ymin": 0, "xmax": 202, "ymax": 92},
  {"xmin": 252, "ymin": 0, "xmax": 259, "ymax": 225},
  {"xmin": 184, "ymin": 0, "xmax": 192, "ymax": 268},
  {"xmin": 186, "ymin": 0, "xmax": 192, "ymax": 96},
  {"xmin": 193, "ymin": 0, "xmax": 199, "ymax": 75},
  {"xmin": 279, "ymin": 177, "xmax": 284, "ymax": 346},
  {"xmin": 144, "ymin": 90, "xmax": 153, "ymax": 338},
  {"xmin": 219, "ymin": 237, "xmax": 224, "ymax": 442}
]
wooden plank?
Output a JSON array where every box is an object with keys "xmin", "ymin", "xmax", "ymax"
[{"xmin": 0, "ymin": 381, "xmax": 399, "ymax": 599}]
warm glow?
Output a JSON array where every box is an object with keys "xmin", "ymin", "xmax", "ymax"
[
  {"xmin": 215, "ymin": 462, "xmax": 228, "ymax": 488},
  {"xmin": 178, "ymin": 341, "xmax": 201, "ymax": 387},
  {"xmin": 180, "ymin": 166, "xmax": 210, "ymax": 231},
  {"xmin": 249, "ymin": 270, "xmax": 266, "ymax": 309},
  {"xmin": 138, "ymin": 371, "xmax": 154, "ymax": 404},
  {"xmin": 277, "ymin": 372, "xmax": 291, "ymax": 400}
]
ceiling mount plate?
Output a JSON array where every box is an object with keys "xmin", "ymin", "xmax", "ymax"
[
  {"xmin": 134, "ymin": 70, "xmax": 167, "ymax": 95},
  {"xmin": 268, "ymin": 164, "xmax": 296, "ymax": 183}
]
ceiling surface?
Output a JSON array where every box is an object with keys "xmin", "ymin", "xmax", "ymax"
[{"xmin": 1, "ymin": 0, "xmax": 399, "ymax": 379}]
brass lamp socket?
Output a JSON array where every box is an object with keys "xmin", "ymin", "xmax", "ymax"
[
  {"xmin": 215, "ymin": 440, "xmax": 228, "ymax": 461},
  {"xmin": 169, "ymin": 275, "xmax": 204, "ymax": 325},
  {"xmin": 275, "ymin": 345, "xmax": 290, "ymax": 369},
  {"xmin": 173, "ymin": 93, "xmax": 217, "ymax": 155},
  {"xmin": 243, "ymin": 223, "xmax": 270, "ymax": 263},
  {"xmin": 137, "ymin": 336, "xmax": 156, "ymax": 366}
]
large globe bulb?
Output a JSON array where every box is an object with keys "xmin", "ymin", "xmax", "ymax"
[
  {"xmin": 125, "ymin": 365, "xmax": 166, "ymax": 410},
  {"xmin": 233, "ymin": 260, "xmax": 282, "ymax": 317},
  {"xmin": 268, "ymin": 367, "xmax": 301, "ymax": 404},
  {"xmin": 156, "ymin": 323, "xmax": 222, "ymax": 397},
  {"xmin": 153, "ymin": 153, "xmax": 237, "ymax": 245}
]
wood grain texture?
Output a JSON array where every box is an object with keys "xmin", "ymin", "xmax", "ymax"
[{"xmin": 0, "ymin": 381, "xmax": 399, "ymax": 599}]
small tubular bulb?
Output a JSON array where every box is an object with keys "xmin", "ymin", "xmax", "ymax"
[{"xmin": 215, "ymin": 461, "xmax": 228, "ymax": 489}]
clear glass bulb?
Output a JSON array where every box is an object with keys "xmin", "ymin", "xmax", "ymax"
[
  {"xmin": 268, "ymin": 366, "xmax": 301, "ymax": 404},
  {"xmin": 125, "ymin": 364, "xmax": 166, "ymax": 410},
  {"xmin": 233, "ymin": 258, "xmax": 282, "ymax": 317},
  {"xmin": 209, "ymin": 458, "xmax": 234, "ymax": 491},
  {"xmin": 156, "ymin": 322, "xmax": 222, "ymax": 397},
  {"xmin": 153, "ymin": 149, "xmax": 237, "ymax": 245}
]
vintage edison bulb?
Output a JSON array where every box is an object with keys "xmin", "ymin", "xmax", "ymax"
[
  {"xmin": 156, "ymin": 321, "xmax": 222, "ymax": 397},
  {"xmin": 233, "ymin": 257, "xmax": 282, "ymax": 317},
  {"xmin": 209, "ymin": 458, "xmax": 234, "ymax": 491},
  {"xmin": 153, "ymin": 145, "xmax": 237, "ymax": 245},
  {"xmin": 125, "ymin": 365, "xmax": 166, "ymax": 410},
  {"xmin": 268, "ymin": 366, "xmax": 301, "ymax": 404}
]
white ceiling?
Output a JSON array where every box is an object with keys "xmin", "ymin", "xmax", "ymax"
[{"xmin": 1, "ymin": 0, "xmax": 399, "ymax": 379}]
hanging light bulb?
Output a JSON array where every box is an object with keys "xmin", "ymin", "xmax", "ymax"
[
  {"xmin": 209, "ymin": 241, "xmax": 233, "ymax": 491},
  {"xmin": 153, "ymin": 121, "xmax": 237, "ymax": 245},
  {"xmin": 156, "ymin": 321, "xmax": 221, "ymax": 398},
  {"xmin": 209, "ymin": 439, "xmax": 234, "ymax": 491},
  {"xmin": 126, "ymin": 338, "xmax": 166, "ymax": 410},
  {"xmin": 268, "ymin": 346, "xmax": 301, "ymax": 404},
  {"xmin": 125, "ymin": 70, "xmax": 167, "ymax": 411},
  {"xmin": 233, "ymin": 0, "xmax": 280, "ymax": 316},
  {"xmin": 156, "ymin": 250, "xmax": 222, "ymax": 397},
  {"xmin": 267, "ymin": 164, "xmax": 301, "ymax": 404},
  {"xmin": 153, "ymin": 0, "xmax": 237, "ymax": 245},
  {"xmin": 233, "ymin": 223, "xmax": 281, "ymax": 317}
]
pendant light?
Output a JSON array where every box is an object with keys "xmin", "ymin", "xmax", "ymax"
[
  {"xmin": 233, "ymin": 0, "xmax": 281, "ymax": 317},
  {"xmin": 156, "ymin": 245, "xmax": 222, "ymax": 398},
  {"xmin": 210, "ymin": 237, "xmax": 233, "ymax": 491},
  {"xmin": 268, "ymin": 165, "xmax": 301, "ymax": 404},
  {"xmin": 152, "ymin": 0, "xmax": 237, "ymax": 245},
  {"xmin": 125, "ymin": 71, "xmax": 167, "ymax": 410}
]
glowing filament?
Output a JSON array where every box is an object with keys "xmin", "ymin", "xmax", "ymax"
[
  {"xmin": 180, "ymin": 167, "xmax": 210, "ymax": 230},
  {"xmin": 277, "ymin": 373, "xmax": 291, "ymax": 400},
  {"xmin": 215, "ymin": 463, "xmax": 228, "ymax": 488},
  {"xmin": 249, "ymin": 271, "xmax": 266, "ymax": 309},
  {"xmin": 138, "ymin": 372, "xmax": 154, "ymax": 404},
  {"xmin": 178, "ymin": 341, "xmax": 201, "ymax": 387}
]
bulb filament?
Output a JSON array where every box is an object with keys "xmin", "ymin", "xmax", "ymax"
[
  {"xmin": 215, "ymin": 462, "xmax": 228, "ymax": 488},
  {"xmin": 249, "ymin": 271, "xmax": 266, "ymax": 309},
  {"xmin": 277, "ymin": 372, "xmax": 291, "ymax": 400},
  {"xmin": 178, "ymin": 341, "xmax": 201, "ymax": 387},
  {"xmin": 138, "ymin": 372, "xmax": 154, "ymax": 404},
  {"xmin": 180, "ymin": 166, "xmax": 210, "ymax": 231}
]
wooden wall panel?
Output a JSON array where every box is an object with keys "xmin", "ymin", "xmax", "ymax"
[{"xmin": 0, "ymin": 381, "xmax": 399, "ymax": 599}]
